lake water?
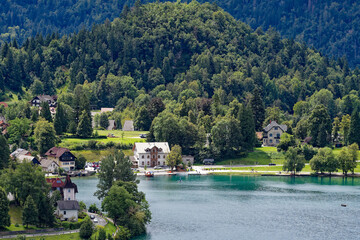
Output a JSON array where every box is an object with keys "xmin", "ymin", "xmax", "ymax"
[{"xmin": 72, "ymin": 175, "xmax": 360, "ymax": 240}]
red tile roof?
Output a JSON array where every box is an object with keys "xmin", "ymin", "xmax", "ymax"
[
  {"xmin": 46, "ymin": 178, "xmax": 64, "ymax": 188},
  {"xmin": 45, "ymin": 147, "xmax": 71, "ymax": 158},
  {"xmin": 0, "ymin": 102, "xmax": 8, "ymax": 108}
]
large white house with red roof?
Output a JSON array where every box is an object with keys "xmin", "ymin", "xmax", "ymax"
[{"xmin": 133, "ymin": 142, "xmax": 170, "ymax": 167}]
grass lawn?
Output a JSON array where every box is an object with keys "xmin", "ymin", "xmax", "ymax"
[
  {"xmin": 72, "ymin": 149, "xmax": 133, "ymax": 162},
  {"xmin": 22, "ymin": 233, "xmax": 81, "ymax": 240},
  {"xmin": 59, "ymin": 131, "xmax": 148, "ymax": 149},
  {"xmin": 216, "ymin": 147, "xmax": 285, "ymax": 165}
]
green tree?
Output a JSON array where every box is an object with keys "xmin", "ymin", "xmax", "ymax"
[
  {"xmin": 239, "ymin": 105, "xmax": 255, "ymax": 151},
  {"xmin": 349, "ymin": 108, "xmax": 360, "ymax": 145},
  {"xmin": 166, "ymin": 145, "xmax": 182, "ymax": 171},
  {"xmin": 0, "ymin": 187, "xmax": 10, "ymax": 228},
  {"xmin": 98, "ymin": 228, "xmax": 107, "ymax": 240},
  {"xmin": 332, "ymin": 117, "xmax": 340, "ymax": 142},
  {"xmin": 0, "ymin": 135, "xmax": 10, "ymax": 169},
  {"xmin": 40, "ymin": 101, "xmax": 52, "ymax": 122},
  {"xmin": 341, "ymin": 114, "xmax": 351, "ymax": 146},
  {"xmin": 30, "ymin": 79, "xmax": 44, "ymax": 96},
  {"xmin": 95, "ymin": 150, "xmax": 136, "ymax": 199},
  {"xmin": 99, "ymin": 112, "xmax": 109, "ymax": 129},
  {"xmin": 277, "ymin": 133, "xmax": 296, "ymax": 152},
  {"xmin": 77, "ymin": 110, "xmax": 93, "ymax": 138},
  {"xmin": 282, "ymin": 147, "xmax": 305, "ymax": 174},
  {"xmin": 337, "ymin": 145, "xmax": 358, "ymax": 175},
  {"xmin": 134, "ymin": 106, "xmax": 151, "ymax": 131},
  {"xmin": 34, "ymin": 118, "xmax": 56, "ymax": 155},
  {"xmin": 54, "ymin": 102, "xmax": 66, "ymax": 135},
  {"xmin": 75, "ymin": 155, "xmax": 87, "ymax": 170},
  {"xmin": 308, "ymin": 105, "xmax": 331, "ymax": 147},
  {"xmin": 22, "ymin": 195, "xmax": 38, "ymax": 227},
  {"xmin": 79, "ymin": 217, "xmax": 94, "ymax": 239},
  {"xmin": 250, "ymin": 88, "xmax": 265, "ymax": 131},
  {"xmin": 7, "ymin": 118, "xmax": 31, "ymax": 145},
  {"xmin": 37, "ymin": 194, "xmax": 55, "ymax": 227},
  {"xmin": 310, "ymin": 147, "xmax": 338, "ymax": 174}
]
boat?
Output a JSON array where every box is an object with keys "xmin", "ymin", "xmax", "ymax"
[
  {"xmin": 145, "ymin": 171, "xmax": 154, "ymax": 177},
  {"xmin": 341, "ymin": 204, "xmax": 347, "ymax": 207}
]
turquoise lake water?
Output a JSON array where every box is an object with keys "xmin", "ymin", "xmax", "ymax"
[{"xmin": 72, "ymin": 175, "xmax": 360, "ymax": 240}]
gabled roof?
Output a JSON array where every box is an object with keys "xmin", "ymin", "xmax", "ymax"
[
  {"xmin": 33, "ymin": 95, "xmax": 56, "ymax": 102},
  {"xmin": 11, "ymin": 148, "xmax": 30, "ymax": 158},
  {"xmin": 41, "ymin": 159, "xmax": 59, "ymax": 168},
  {"xmin": 63, "ymin": 175, "xmax": 78, "ymax": 193},
  {"xmin": 57, "ymin": 200, "xmax": 80, "ymax": 210},
  {"xmin": 46, "ymin": 178, "xmax": 64, "ymax": 188},
  {"xmin": 133, "ymin": 142, "xmax": 170, "ymax": 154},
  {"xmin": 45, "ymin": 147, "xmax": 71, "ymax": 158},
  {"xmin": 263, "ymin": 121, "xmax": 287, "ymax": 132},
  {"xmin": 17, "ymin": 155, "xmax": 40, "ymax": 165},
  {"xmin": 107, "ymin": 120, "xmax": 116, "ymax": 130},
  {"xmin": 101, "ymin": 108, "xmax": 114, "ymax": 113}
]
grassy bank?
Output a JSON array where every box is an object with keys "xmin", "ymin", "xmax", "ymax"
[
  {"xmin": 72, "ymin": 149, "xmax": 133, "ymax": 162},
  {"xmin": 216, "ymin": 147, "xmax": 285, "ymax": 165},
  {"xmin": 59, "ymin": 130, "xmax": 148, "ymax": 150}
]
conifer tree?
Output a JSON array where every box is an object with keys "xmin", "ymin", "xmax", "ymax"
[
  {"xmin": 99, "ymin": 112, "xmax": 109, "ymax": 129},
  {"xmin": 0, "ymin": 135, "xmax": 10, "ymax": 169},
  {"xmin": 54, "ymin": 102, "xmax": 65, "ymax": 135},
  {"xmin": 22, "ymin": 195, "xmax": 38, "ymax": 228},
  {"xmin": 349, "ymin": 108, "xmax": 360, "ymax": 145},
  {"xmin": 239, "ymin": 105, "xmax": 256, "ymax": 151},
  {"xmin": 40, "ymin": 101, "xmax": 52, "ymax": 122},
  {"xmin": 77, "ymin": 110, "xmax": 93, "ymax": 138},
  {"xmin": 0, "ymin": 187, "xmax": 10, "ymax": 228},
  {"xmin": 250, "ymin": 88, "xmax": 265, "ymax": 131}
]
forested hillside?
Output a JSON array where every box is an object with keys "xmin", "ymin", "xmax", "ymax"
[
  {"xmin": 1, "ymin": 1, "xmax": 360, "ymax": 159},
  {"xmin": 1, "ymin": 0, "xmax": 360, "ymax": 67}
]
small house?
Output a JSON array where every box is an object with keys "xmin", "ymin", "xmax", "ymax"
[
  {"xmin": 17, "ymin": 155, "xmax": 40, "ymax": 165},
  {"xmin": 101, "ymin": 108, "xmax": 114, "ymax": 113},
  {"xmin": 30, "ymin": 95, "xmax": 57, "ymax": 107},
  {"xmin": 63, "ymin": 175, "xmax": 78, "ymax": 201},
  {"xmin": 182, "ymin": 155, "xmax": 194, "ymax": 166},
  {"xmin": 107, "ymin": 120, "xmax": 116, "ymax": 130},
  {"xmin": 262, "ymin": 121, "xmax": 287, "ymax": 147},
  {"xmin": 41, "ymin": 159, "xmax": 60, "ymax": 173},
  {"xmin": 56, "ymin": 200, "xmax": 80, "ymax": 221},
  {"xmin": 45, "ymin": 147, "xmax": 76, "ymax": 171}
]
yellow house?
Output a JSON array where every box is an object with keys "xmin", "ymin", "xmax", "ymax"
[{"xmin": 45, "ymin": 147, "xmax": 76, "ymax": 171}]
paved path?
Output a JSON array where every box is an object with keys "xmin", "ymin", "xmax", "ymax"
[{"xmin": 0, "ymin": 229, "xmax": 80, "ymax": 239}]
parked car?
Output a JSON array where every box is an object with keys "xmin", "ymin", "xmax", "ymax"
[
  {"xmin": 90, "ymin": 215, "xmax": 95, "ymax": 219},
  {"xmin": 269, "ymin": 163, "xmax": 276, "ymax": 166},
  {"xmin": 93, "ymin": 218, "xmax": 98, "ymax": 223},
  {"xmin": 139, "ymin": 134, "xmax": 147, "ymax": 138},
  {"xmin": 154, "ymin": 166, "xmax": 163, "ymax": 169}
]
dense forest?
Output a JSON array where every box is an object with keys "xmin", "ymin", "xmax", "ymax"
[
  {"xmin": 1, "ymin": 0, "xmax": 360, "ymax": 67},
  {"xmin": 1, "ymin": 1, "xmax": 360, "ymax": 160}
]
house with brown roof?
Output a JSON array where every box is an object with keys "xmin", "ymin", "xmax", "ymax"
[
  {"xmin": 55, "ymin": 175, "xmax": 79, "ymax": 221},
  {"xmin": 41, "ymin": 159, "xmax": 60, "ymax": 173},
  {"xmin": 45, "ymin": 147, "xmax": 76, "ymax": 171},
  {"xmin": 262, "ymin": 121, "xmax": 287, "ymax": 146}
]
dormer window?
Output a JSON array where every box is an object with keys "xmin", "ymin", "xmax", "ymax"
[{"xmin": 274, "ymin": 127, "xmax": 278, "ymax": 130}]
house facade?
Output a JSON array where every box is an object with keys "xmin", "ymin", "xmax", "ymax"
[
  {"xmin": 41, "ymin": 159, "xmax": 60, "ymax": 173},
  {"xmin": 262, "ymin": 121, "xmax": 288, "ymax": 146},
  {"xmin": 133, "ymin": 142, "xmax": 170, "ymax": 167},
  {"xmin": 182, "ymin": 155, "xmax": 194, "ymax": 166},
  {"xmin": 30, "ymin": 95, "xmax": 57, "ymax": 107},
  {"xmin": 45, "ymin": 147, "xmax": 76, "ymax": 171},
  {"xmin": 56, "ymin": 200, "xmax": 80, "ymax": 221}
]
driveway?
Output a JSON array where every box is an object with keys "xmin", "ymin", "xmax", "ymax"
[{"xmin": 87, "ymin": 212, "xmax": 107, "ymax": 227}]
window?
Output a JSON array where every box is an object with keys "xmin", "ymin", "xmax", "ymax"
[
  {"xmin": 158, "ymin": 161, "xmax": 160, "ymax": 165},
  {"xmin": 276, "ymin": 140, "xmax": 279, "ymax": 143},
  {"xmin": 142, "ymin": 155, "xmax": 144, "ymax": 159},
  {"xmin": 270, "ymin": 139, "xmax": 273, "ymax": 143},
  {"xmin": 68, "ymin": 198, "xmax": 70, "ymax": 200},
  {"xmin": 64, "ymin": 211, "xmax": 66, "ymax": 215},
  {"xmin": 274, "ymin": 127, "xmax": 278, "ymax": 130},
  {"xmin": 142, "ymin": 162, "xmax": 144, "ymax": 166},
  {"xmin": 269, "ymin": 133, "xmax": 273, "ymax": 137},
  {"xmin": 68, "ymin": 189, "xmax": 71, "ymax": 193},
  {"xmin": 152, "ymin": 155, "xmax": 155, "ymax": 159},
  {"xmin": 277, "ymin": 133, "xmax": 280, "ymax": 138},
  {"xmin": 147, "ymin": 155, "xmax": 149, "ymax": 158},
  {"xmin": 147, "ymin": 161, "xmax": 149, "ymax": 165},
  {"xmin": 163, "ymin": 155, "xmax": 166, "ymax": 158},
  {"xmin": 158, "ymin": 155, "xmax": 160, "ymax": 158}
]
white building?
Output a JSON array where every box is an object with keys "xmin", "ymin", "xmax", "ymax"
[
  {"xmin": 133, "ymin": 142, "xmax": 170, "ymax": 167},
  {"xmin": 182, "ymin": 155, "xmax": 194, "ymax": 166},
  {"xmin": 56, "ymin": 200, "xmax": 80, "ymax": 221}
]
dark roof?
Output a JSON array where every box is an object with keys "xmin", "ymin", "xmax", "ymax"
[
  {"xmin": 63, "ymin": 175, "xmax": 78, "ymax": 193},
  {"xmin": 264, "ymin": 121, "xmax": 287, "ymax": 132},
  {"xmin": 203, "ymin": 159, "xmax": 214, "ymax": 162},
  {"xmin": 34, "ymin": 95, "xmax": 56, "ymax": 102},
  {"xmin": 57, "ymin": 200, "xmax": 80, "ymax": 210},
  {"xmin": 45, "ymin": 147, "xmax": 71, "ymax": 158}
]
